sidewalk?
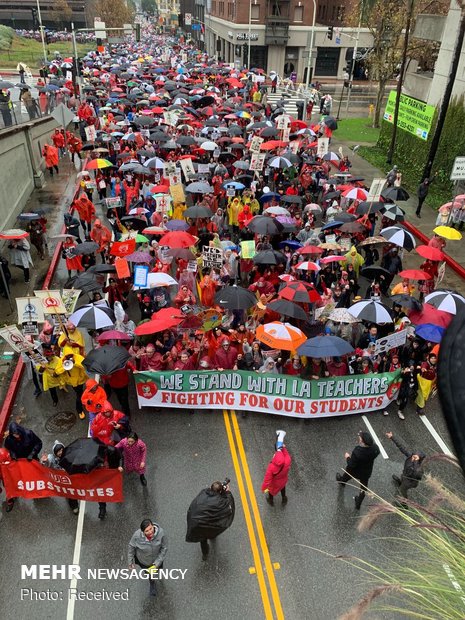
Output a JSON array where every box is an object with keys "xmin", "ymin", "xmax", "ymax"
[{"xmin": 332, "ymin": 137, "xmax": 465, "ymax": 295}]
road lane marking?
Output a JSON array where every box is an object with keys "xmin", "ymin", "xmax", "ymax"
[
  {"xmin": 66, "ymin": 500, "xmax": 86, "ymax": 620},
  {"xmin": 231, "ymin": 411, "xmax": 285, "ymax": 620},
  {"xmin": 419, "ymin": 415, "xmax": 454, "ymax": 455},
  {"xmin": 223, "ymin": 411, "xmax": 274, "ymax": 620},
  {"xmin": 362, "ymin": 415, "xmax": 389, "ymax": 459}
]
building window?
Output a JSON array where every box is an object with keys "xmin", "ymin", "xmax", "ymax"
[
  {"xmin": 294, "ymin": 6, "xmax": 303, "ymax": 22},
  {"xmin": 219, "ymin": 1, "xmax": 224, "ymax": 15},
  {"xmin": 212, "ymin": 0, "xmax": 216, "ymax": 13},
  {"xmin": 228, "ymin": 2, "xmax": 234, "ymax": 17},
  {"xmin": 251, "ymin": 4, "xmax": 260, "ymax": 21},
  {"xmin": 338, "ymin": 6, "xmax": 345, "ymax": 21}
]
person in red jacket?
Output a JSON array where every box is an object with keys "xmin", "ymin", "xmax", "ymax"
[
  {"xmin": 51, "ymin": 128, "xmax": 65, "ymax": 157},
  {"xmin": 73, "ymin": 193, "xmax": 96, "ymax": 235},
  {"xmin": 101, "ymin": 363, "xmax": 134, "ymax": 416},
  {"xmin": 213, "ymin": 339, "xmax": 238, "ymax": 370},
  {"xmin": 42, "ymin": 143, "xmax": 59, "ymax": 176},
  {"xmin": 261, "ymin": 430, "xmax": 292, "ymax": 505},
  {"xmin": 90, "ymin": 400, "xmax": 129, "ymax": 445}
]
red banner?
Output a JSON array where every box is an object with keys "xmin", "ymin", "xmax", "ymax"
[
  {"xmin": 1, "ymin": 460, "xmax": 123, "ymax": 502},
  {"xmin": 110, "ymin": 239, "xmax": 136, "ymax": 257}
]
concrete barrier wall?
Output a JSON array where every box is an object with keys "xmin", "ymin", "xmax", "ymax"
[{"xmin": 0, "ymin": 116, "xmax": 59, "ymax": 230}]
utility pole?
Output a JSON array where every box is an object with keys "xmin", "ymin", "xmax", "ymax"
[
  {"xmin": 247, "ymin": 0, "xmax": 252, "ymax": 69},
  {"xmin": 345, "ymin": 10, "xmax": 362, "ymax": 114},
  {"xmin": 387, "ymin": 0, "xmax": 414, "ymax": 164},
  {"xmin": 36, "ymin": 0, "xmax": 47, "ymax": 63},
  {"xmin": 303, "ymin": 0, "xmax": 317, "ymax": 113},
  {"xmin": 422, "ymin": 5, "xmax": 465, "ymax": 180}
]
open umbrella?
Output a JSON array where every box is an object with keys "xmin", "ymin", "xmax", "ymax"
[
  {"xmin": 360, "ymin": 266, "xmax": 392, "ymax": 281},
  {"xmin": 264, "ymin": 206, "xmax": 290, "ymax": 216},
  {"xmin": 165, "ymin": 219, "xmax": 189, "ymax": 231},
  {"xmin": 347, "ymin": 300, "xmax": 393, "ymax": 323},
  {"xmin": 88, "ymin": 264, "xmax": 117, "ymax": 274},
  {"xmin": 83, "ymin": 345, "xmax": 130, "ymax": 375},
  {"xmin": 355, "ymin": 201, "xmax": 385, "ymax": 215},
  {"xmin": 296, "ymin": 261, "xmax": 320, "ymax": 272},
  {"xmin": 380, "ymin": 226, "xmax": 416, "ymax": 251},
  {"xmin": 328, "ymin": 308, "xmax": 360, "ymax": 323},
  {"xmin": 125, "ymin": 251, "xmax": 152, "ymax": 263},
  {"xmin": 59, "ymin": 438, "xmax": 106, "ymax": 474},
  {"xmin": 65, "ymin": 272, "xmax": 103, "ymax": 294},
  {"xmin": 415, "ymin": 245, "xmax": 444, "ymax": 261},
  {"xmin": 342, "ymin": 187, "xmax": 368, "ymax": 201},
  {"xmin": 215, "ymin": 285, "xmax": 257, "ymax": 310},
  {"xmin": 268, "ymin": 156, "xmax": 292, "ymax": 169},
  {"xmin": 253, "ymin": 250, "xmax": 285, "ymax": 265},
  {"xmin": 142, "ymin": 273, "xmax": 178, "ymax": 288},
  {"xmin": 18, "ymin": 212, "xmax": 41, "ymax": 221},
  {"xmin": 433, "ymin": 226, "xmax": 462, "ymax": 240},
  {"xmin": 297, "ymin": 335, "xmax": 354, "ymax": 358},
  {"xmin": 158, "ymin": 231, "xmax": 197, "ymax": 248},
  {"xmin": 74, "ymin": 241, "xmax": 99, "ymax": 255},
  {"xmin": 267, "ymin": 299, "xmax": 308, "ymax": 320},
  {"xmin": 0, "ymin": 229, "xmax": 29, "ymax": 239},
  {"xmin": 69, "ymin": 304, "xmax": 115, "ymax": 330},
  {"xmin": 278, "ymin": 281, "xmax": 320, "ymax": 303},
  {"xmin": 399, "ymin": 269, "xmax": 432, "ymax": 281},
  {"xmin": 381, "ymin": 186, "xmax": 410, "ymax": 201},
  {"xmin": 86, "ymin": 158, "xmax": 113, "ymax": 170},
  {"xmin": 409, "ymin": 303, "xmax": 453, "ymax": 328},
  {"xmin": 184, "ymin": 205, "xmax": 212, "ymax": 219},
  {"xmin": 97, "ymin": 330, "xmax": 132, "ymax": 343},
  {"xmin": 425, "ymin": 291, "xmax": 465, "ymax": 315},
  {"xmin": 415, "ymin": 323, "xmax": 445, "ymax": 343},
  {"xmin": 391, "ymin": 294, "xmax": 422, "ymax": 310},
  {"xmin": 185, "ymin": 182, "xmax": 214, "ymax": 194},
  {"xmin": 381, "ymin": 204, "xmax": 405, "ymax": 222},
  {"xmin": 297, "ymin": 245, "xmax": 323, "ymax": 255},
  {"xmin": 134, "ymin": 316, "xmax": 182, "ymax": 335},
  {"xmin": 247, "ymin": 215, "xmax": 284, "ymax": 235},
  {"xmin": 256, "ymin": 322, "xmax": 307, "ymax": 351}
]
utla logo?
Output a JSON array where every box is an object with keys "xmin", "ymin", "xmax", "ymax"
[{"xmin": 137, "ymin": 381, "xmax": 158, "ymax": 399}]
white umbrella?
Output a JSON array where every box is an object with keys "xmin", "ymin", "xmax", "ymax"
[
  {"xmin": 264, "ymin": 206, "xmax": 291, "ymax": 216},
  {"xmin": 133, "ymin": 273, "xmax": 179, "ymax": 290},
  {"xmin": 328, "ymin": 308, "xmax": 360, "ymax": 323},
  {"xmin": 347, "ymin": 300, "xmax": 393, "ymax": 324},
  {"xmin": 380, "ymin": 226, "xmax": 416, "ymax": 251},
  {"xmin": 69, "ymin": 305, "xmax": 115, "ymax": 330},
  {"xmin": 144, "ymin": 157, "xmax": 165, "ymax": 170},
  {"xmin": 424, "ymin": 290, "xmax": 465, "ymax": 314},
  {"xmin": 200, "ymin": 140, "xmax": 219, "ymax": 151},
  {"xmin": 269, "ymin": 156, "xmax": 292, "ymax": 169}
]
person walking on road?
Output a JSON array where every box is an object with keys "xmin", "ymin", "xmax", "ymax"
[
  {"xmin": 261, "ymin": 430, "xmax": 292, "ymax": 505},
  {"xmin": 416, "ymin": 178, "xmax": 430, "ymax": 218},
  {"xmin": 336, "ymin": 430, "xmax": 380, "ymax": 509},
  {"xmin": 385, "ymin": 432, "xmax": 425, "ymax": 499},
  {"xmin": 42, "ymin": 143, "xmax": 59, "ymax": 176},
  {"xmin": 186, "ymin": 480, "xmax": 235, "ymax": 560},
  {"xmin": 8, "ymin": 237, "xmax": 33, "ymax": 283},
  {"xmin": 115, "ymin": 432, "xmax": 147, "ymax": 486},
  {"xmin": 41, "ymin": 441, "xmax": 80, "ymax": 514},
  {"xmin": 128, "ymin": 518, "xmax": 168, "ymax": 597}
]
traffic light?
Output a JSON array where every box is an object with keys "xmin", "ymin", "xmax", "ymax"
[
  {"xmin": 327, "ymin": 26, "xmax": 334, "ymax": 40},
  {"xmin": 178, "ymin": 13, "xmax": 184, "ymax": 28},
  {"xmin": 45, "ymin": 32, "xmax": 52, "ymax": 45},
  {"xmin": 31, "ymin": 8, "xmax": 38, "ymax": 30},
  {"xmin": 135, "ymin": 23, "xmax": 141, "ymax": 42}
]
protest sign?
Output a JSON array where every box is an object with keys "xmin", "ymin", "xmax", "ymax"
[
  {"xmin": 110, "ymin": 239, "xmax": 136, "ymax": 257},
  {"xmin": 170, "ymin": 184, "xmax": 185, "ymax": 204},
  {"xmin": 155, "ymin": 194, "xmax": 171, "ymax": 214},
  {"xmin": 180, "ymin": 158, "xmax": 195, "ymax": 181},
  {"xmin": 1, "ymin": 460, "xmax": 123, "ymax": 503},
  {"xmin": 16, "ymin": 297, "xmax": 45, "ymax": 323},
  {"xmin": 240, "ymin": 240, "xmax": 256, "ymax": 259},
  {"xmin": 21, "ymin": 321, "xmax": 39, "ymax": 336},
  {"xmin": 250, "ymin": 153, "xmax": 265, "ymax": 171},
  {"xmin": 202, "ymin": 246, "xmax": 223, "ymax": 269},
  {"xmin": 226, "ymin": 188, "xmax": 236, "ymax": 197},
  {"xmin": 317, "ymin": 137, "xmax": 329, "ymax": 158},
  {"xmin": 197, "ymin": 163, "xmax": 210, "ymax": 174},
  {"xmin": 187, "ymin": 260, "xmax": 198, "ymax": 273},
  {"xmin": 33, "ymin": 291, "xmax": 67, "ymax": 314},
  {"xmin": 84, "ymin": 124, "xmax": 96, "ymax": 142},
  {"xmin": 105, "ymin": 197, "xmax": 122, "ymax": 209},
  {"xmin": 115, "ymin": 258, "xmax": 131, "ymax": 279},
  {"xmin": 135, "ymin": 370, "xmax": 402, "ymax": 419},
  {"xmin": 250, "ymin": 136, "xmax": 264, "ymax": 154},
  {"xmin": 168, "ymin": 171, "xmax": 181, "ymax": 186},
  {"xmin": 367, "ymin": 178, "xmax": 386, "ymax": 201},
  {"xmin": 374, "ymin": 330, "xmax": 407, "ymax": 355},
  {"xmin": 276, "ymin": 114, "xmax": 291, "ymax": 129},
  {"xmin": 282, "ymin": 127, "xmax": 290, "ymax": 143},
  {"xmin": 134, "ymin": 265, "xmax": 149, "ymax": 288},
  {"xmin": 0, "ymin": 325, "xmax": 34, "ymax": 353},
  {"xmin": 61, "ymin": 290, "xmax": 82, "ymax": 315}
]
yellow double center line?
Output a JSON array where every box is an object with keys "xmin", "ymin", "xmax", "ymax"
[{"xmin": 223, "ymin": 410, "xmax": 284, "ymax": 620}]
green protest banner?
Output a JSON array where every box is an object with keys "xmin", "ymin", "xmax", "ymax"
[
  {"xmin": 383, "ymin": 91, "xmax": 435, "ymax": 140},
  {"xmin": 135, "ymin": 370, "xmax": 402, "ymax": 419}
]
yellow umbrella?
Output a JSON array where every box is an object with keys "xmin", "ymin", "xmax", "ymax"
[{"xmin": 433, "ymin": 226, "xmax": 462, "ymax": 240}]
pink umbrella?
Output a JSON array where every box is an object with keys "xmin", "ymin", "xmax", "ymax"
[
  {"xmin": 319, "ymin": 255, "xmax": 346, "ymax": 264},
  {"xmin": 125, "ymin": 251, "xmax": 152, "ymax": 263},
  {"xmin": 97, "ymin": 330, "xmax": 132, "ymax": 342},
  {"xmin": 409, "ymin": 303, "xmax": 453, "ymax": 329},
  {"xmin": 296, "ymin": 261, "xmax": 320, "ymax": 271}
]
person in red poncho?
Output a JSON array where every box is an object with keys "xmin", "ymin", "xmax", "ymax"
[
  {"xmin": 73, "ymin": 193, "xmax": 96, "ymax": 235},
  {"xmin": 81, "ymin": 378, "xmax": 107, "ymax": 425},
  {"xmin": 261, "ymin": 430, "xmax": 292, "ymax": 505},
  {"xmin": 51, "ymin": 128, "xmax": 65, "ymax": 157},
  {"xmin": 90, "ymin": 400, "xmax": 130, "ymax": 446},
  {"xmin": 42, "ymin": 143, "xmax": 59, "ymax": 176},
  {"xmin": 90, "ymin": 218, "xmax": 112, "ymax": 262}
]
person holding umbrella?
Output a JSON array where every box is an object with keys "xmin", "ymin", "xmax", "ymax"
[
  {"xmin": 128, "ymin": 518, "xmax": 168, "ymax": 597},
  {"xmin": 262, "ymin": 430, "xmax": 291, "ymax": 506},
  {"xmin": 8, "ymin": 236, "xmax": 33, "ymax": 283}
]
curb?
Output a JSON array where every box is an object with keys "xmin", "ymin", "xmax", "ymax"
[
  {"xmin": 404, "ymin": 220, "xmax": 465, "ymax": 281},
  {"xmin": 0, "ymin": 159, "xmax": 87, "ymax": 438}
]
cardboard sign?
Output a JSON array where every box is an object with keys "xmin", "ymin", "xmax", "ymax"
[
  {"xmin": 202, "ymin": 246, "xmax": 224, "ymax": 269},
  {"xmin": 180, "ymin": 158, "xmax": 195, "ymax": 182},
  {"xmin": 276, "ymin": 114, "xmax": 291, "ymax": 129},
  {"xmin": 374, "ymin": 330, "xmax": 407, "ymax": 355},
  {"xmin": 155, "ymin": 194, "xmax": 172, "ymax": 214},
  {"xmin": 16, "ymin": 297, "xmax": 45, "ymax": 323},
  {"xmin": 250, "ymin": 136, "xmax": 264, "ymax": 154},
  {"xmin": 0, "ymin": 325, "xmax": 34, "ymax": 353},
  {"xmin": 115, "ymin": 258, "xmax": 131, "ymax": 279},
  {"xmin": 61, "ymin": 289, "xmax": 82, "ymax": 315},
  {"xmin": 317, "ymin": 137, "xmax": 329, "ymax": 158},
  {"xmin": 367, "ymin": 178, "xmax": 386, "ymax": 201},
  {"xmin": 226, "ymin": 188, "xmax": 236, "ymax": 197},
  {"xmin": 33, "ymin": 290, "xmax": 67, "ymax": 314},
  {"xmin": 105, "ymin": 197, "xmax": 122, "ymax": 209},
  {"xmin": 134, "ymin": 265, "xmax": 149, "ymax": 288},
  {"xmin": 170, "ymin": 184, "xmax": 185, "ymax": 204},
  {"xmin": 250, "ymin": 153, "xmax": 265, "ymax": 171},
  {"xmin": 85, "ymin": 125, "xmax": 97, "ymax": 142},
  {"xmin": 282, "ymin": 127, "xmax": 290, "ymax": 143},
  {"xmin": 187, "ymin": 260, "xmax": 198, "ymax": 273},
  {"xmin": 21, "ymin": 321, "xmax": 39, "ymax": 336},
  {"xmin": 168, "ymin": 171, "xmax": 181, "ymax": 186},
  {"xmin": 325, "ymin": 234, "xmax": 337, "ymax": 244}
]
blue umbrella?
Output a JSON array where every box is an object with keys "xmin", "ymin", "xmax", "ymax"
[
  {"xmin": 45, "ymin": 84, "xmax": 60, "ymax": 92},
  {"xmin": 415, "ymin": 323, "xmax": 445, "ymax": 343},
  {"xmin": 297, "ymin": 335, "xmax": 354, "ymax": 358},
  {"xmin": 165, "ymin": 219, "xmax": 189, "ymax": 231},
  {"xmin": 259, "ymin": 192, "xmax": 281, "ymax": 204},
  {"xmin": 222, "ymin": 181, "xmax": 245, "ymax": 190},
  {"xmin": 278, "ymin": 240, "xmax": 302, "ymax": 251},
  {"xmin": 321, "ymin": 221, "xmax": 344, "ymax": 231}
]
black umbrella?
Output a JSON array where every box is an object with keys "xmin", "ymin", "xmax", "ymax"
[
  {"xmin": 247, "ymin": 215, "xmax": 284, "ymax": 235},
  {"xmin": 228, "ymin": 125, "xmax": 243, "ymax": 137},
  {"xmin": 391, "ymin": 294, "xmax": 422, "ymax": 310},
  {"xmin": 193, "ymin": 95, "xmax": 215, "ymax": 109},
  {"xmin": 280, "ymin": 195, "xmax": 303, "ymax": 205},
  {"xmin": 65, "ymin": 272, "xmax": 103, "ymax": 293},
  {"xmin": 356, "ymin": 201, "xmax": 385, "ymax": 215},
  {"xmin": 59, "ymin": 438, "xmax": 106, "ymax": 474},
  {"xmin": 253, "ymin": 250, "xmax": 285, "ymax": 265},
  {"xmin": 83, "ymin": 345, "xmax": 131, "ymax": 375},
  {"xmin": 204, "ymin": 118, "xmax": 221, "ymax": 127},
  {"xmin": 336, "ymin": 212, "xmax": 357, "ymax": 223},
  {"xmin": 88, "ymin": 264, "xmax": 117, "ymax": 274},
  {"xmin": 323, "ymin": 116, "xmax": 338, "ymax": 130},
  {"xmin": 121, "ymin": 216, "xmax": 148, "ymax": 230},
  {"xmin": 268, "ymin": 299, "xmax": 308, "ymax": 320},
  {"xmin": 177, "ymin": 135, "xmax": 196, "ymax": 146},
  {"xmin": 360, "ymin": 266, "xmax": 392, "ymax": 281},
  {"xmin": 215, "ymin": 285, "xmax": 257, "ymax": 310},
  {"xmin": 381, "ymin": 186, "xmax": 410, "ymax": 202},
  {"xmin": 340, "ymin": 221, "xmax": 366, "ymax": 234},
  {"xmin": 184, "ymin": 205, "xmax": 212, "ymax": 219},
  {"xmin": 74, "ymin": 241, "xmax": 99, "ymax": 255}
]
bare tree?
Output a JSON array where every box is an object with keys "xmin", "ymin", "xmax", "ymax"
[{"xmin": 95, "ymin": 0, "xmax": 135, "ymax": 28}]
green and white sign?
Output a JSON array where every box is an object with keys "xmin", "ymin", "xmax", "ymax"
[{"xmin": 383, "ymin": 91, "xmax": 435, "ymax": 140}]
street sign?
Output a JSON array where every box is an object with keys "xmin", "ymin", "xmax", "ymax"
[
  {"xmin": 335, "ymin": 36, "xmax": 341, "ymax": 44},
  {"xmin": 94, "ymin": 19, "xmax": 106, "ymax": 40},
  {"xmin": 51, "ymin": 103, "xmax": 75, "ymax": 128},
  {"xmin": 191, "ymin": 23, "xmax": 201, "ymax": 30},
  {"xmin": 185, "ymin": 13, "xmax": 192, "ymax": 25},
  {"xmin": 450, "ymin": 156, "xmax": 465, "ymax": 180}
]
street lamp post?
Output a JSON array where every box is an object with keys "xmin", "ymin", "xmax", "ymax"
[
  {"xmin": 247, "ymin": 0, "xmax": 253, "ymax": 69},
  {"xmin": 36, "ymin": 0, "xmax": 47, "ymax": 63},
  {"xmin": 303, "ymin": 0, "xmax": 317, "ymax": 114},
  {"xmin": 345, "ymin": 12, "xmax": 362, "ymax": 114}
]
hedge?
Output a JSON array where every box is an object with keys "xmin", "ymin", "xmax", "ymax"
[{"xmin": 0, "ymin": 25, "xmax": 13, "ymax": 51}]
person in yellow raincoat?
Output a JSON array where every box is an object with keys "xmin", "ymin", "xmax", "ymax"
[
  {"xmin": 172, "ymin": 201, "xmax": 186, "ymax": 221},
  {"xmin": 37, "ymin": 347, "xmax": 66, "ymax": 407},
  {"xmin": 58, "ymin": 321, "xmax": 85, "ymax": 356},
  {"xmin": 55, "ymin": 346, "xmax": 88, "ymax": 419},
  {"xmin": 242, "ymin": 190, "xmax": 260, "ymax": 215},
  {"xmin": 415, "ymin": 353, "xmax": 437, "ymax": 415},
  {"xmin": 391, "ymin": 278, "xmax": 416, "ymax": 296},
  {"xmin": 227, "ymin": 196, "xmax": 243, "ymax": 232},
  {"xmin": 343, "ymin": 246, "xmax": 365, "ymax": 278}
]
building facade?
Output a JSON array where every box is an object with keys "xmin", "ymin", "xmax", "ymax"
[{"xmin": 187, "ymin": 0, "xmax": 372, "ymax": 80}]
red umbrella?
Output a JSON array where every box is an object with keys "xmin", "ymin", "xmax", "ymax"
[
  {"xmin": 96, "ymin": 330, "xmax": 132, "ymax": 342},
  {"xmin": 320, "ymin": 255, "xmax": 346, "ymax": 264},
  {"xmin": 134, "ymin": 317, "xmax": 181, "ymax": 336},
  {"xmin": 0, "ymin": 229, "xmax": 29, "ymax": 239},
  {"xmin": 279, "ymin": 281, "xmax": 321, "ymax": 303},
  {"xmin": 150, "ymin": 184, "xmax": 169, "ymax": 193},
  {"xmin": 151, "ymin": 307, "xmax": 183, "ymax": 321},
  {"xmin": 143, "ymin": 226, "xmax": 166, "ymax": 235},
  {"xmin": 399, "ymin": 269, "xmax": 432, "ymax": 280},
  {"xmin": 158, "ymin": 231, "xmax": 197, "ymax": 248},
  {"xmin": 260, "ymin": 140, "xmax": 288, "ymax": 150},
  {"xmin": 416, "ymin": 245, "xmax": 444, "ymax": 262},
  {"xmin": 409, "ymin": 303, "xmax": 453, "ymax": 329},
  {"xmin": 297, "ymin": 245, "xmax": 324, "ymax": 255}
]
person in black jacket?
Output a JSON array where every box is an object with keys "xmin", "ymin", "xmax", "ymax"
[
  {"xmin": 186, "ymin": 480, "xmax": 235, "ymax": 560},
  {"xmin": 336, "ymin": 431, "xmax": 380, "ymax": 509},
  {"xmin": 4, "ymin": 422, "xmax": 42, "ymax": 461},
  {"xmin": 385, "ymin": 432, "xmax": 425, "ymax": 498}
]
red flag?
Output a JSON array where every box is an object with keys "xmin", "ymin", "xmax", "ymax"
[
  {"xmin": 1, "ymin": 460, "xmax": 123, "ymax": 503},
  {"xmin": 110, "ymin": 238, "xmax": 136, "ymax": 257}
]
